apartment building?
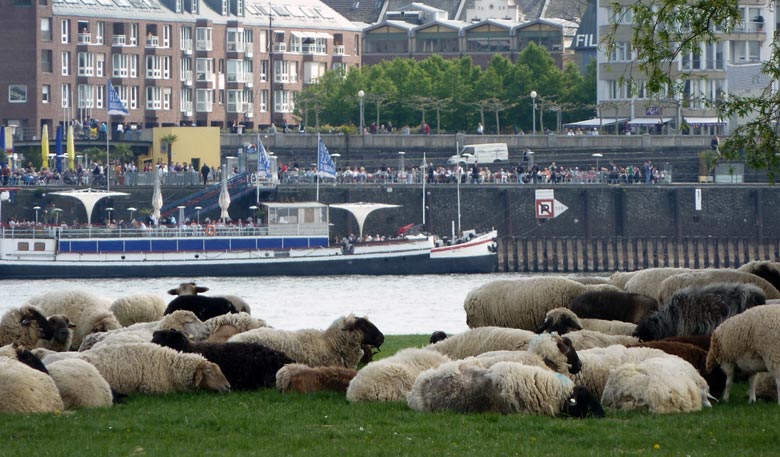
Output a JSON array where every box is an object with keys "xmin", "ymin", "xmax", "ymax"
[{"xmin": 0, "ymin": 0, "xmax": 361, "ymax": 139}]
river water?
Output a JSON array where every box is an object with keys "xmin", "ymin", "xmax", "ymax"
[{"xmin": 0, "ymin": 273, "xmax": 562, "ymax": 335}]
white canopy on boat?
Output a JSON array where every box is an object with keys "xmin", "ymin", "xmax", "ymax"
[
  {"xmin": 152, "ymin": 173, "xmax": 163, "ymax": 220},
  {"xmin": 219, "ymin": 172, "xmax": 231, "ymax": 222},
  {"xmin": 330, "ymin": 202, "xmax": 400, "ymax": 239},
  {"xmin": 50, "ymin": 188, "xmax": 129, "ymax": 226}
]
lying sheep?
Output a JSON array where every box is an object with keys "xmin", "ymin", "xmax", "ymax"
[
  {"xmin": 573, "ymin": 345, "xmax": 673, "ymax": 399},
  {"xmin": 633, "ymin": 340, "xmax": 726, "ymax": 399},
  {"xmin": 622, "ymin": 267, "xmax": 692, "ymax": 299},
  {"xmin": 475, "ymin": 333, "xmax": 583, "ymax": 375},
  {"xmin": 601, "ymin": 356, "xmax": 712, "ymax": 413},
  {"xmin": 80, "ymin": 310, "xmax": 208, "ymax": 351},
  {"xmin": 738, "ymin": 260, "xmax": 780, "ymax": 292},
  {"xmin": 0, "ymin": 357, "xmax": 63, "ymax": 414},
  {"xmin": 165, "ymin": 282, "xmax": 239, "ymax": 321},
  {"xmin": 204, "ymin": 312, "xmax": 267, "ymax": 342},
  {"xmin": 751, "ymin": 373, "xmax": 778, "ymax": 402},
  {"xmin": 26, "ymin": 289, "xmax": 120, "ymax": 350},
  {"xmin": 109, "ymin": 293, "xmax": 167, "ymax": 326},
  {"xmin": 563, "ymin": 329, "xmax": 638, "ymax": 350},
  {"xmin": 706, "ymin": 304, "xmax": 780, "ymax": 404},
  {"xmin": 569, "ymin": 289, "xmax": 660, "ymax": 324},
  {"xmin": 152, "ymin": 329, "xmax": 294, "ymax": 390},
  {"xmin": 426, "ymin": 327, "xmax": 537, "ymax": 359},
  {"xmin": 37, "ymin": 315, "xmax": 75, "ymax": 352},
  {"xmin": 634, "ymin": 282, "xmax": 766, "ymax": 341},
  {"xmin": 80, "ymin": 342, "xmax": 231, "ymax": 395},
  {"xmin": 657, "ymin": 270, "xmax": 780, "ymax": 304},
  {"xmin": 228, "ymin": 314, "xmax": 384, "ymax": 368},
  {"xmin": 276, "ymin": 364, "xmax": 358, "ymax": 394},
  {"xmin": 537, "ymin": 308, "xmax": 637, "ymax": 336},
  {"xmin": 0, "ymin": 343, "xmax": 49, "ymax": 374},
  {"xmin": 0, "ymin": 306, "xmax": 56, "ymax": 348},
  {"xmin": 46, "ymin": 358, "xmax": 113, "ymax": 409}
]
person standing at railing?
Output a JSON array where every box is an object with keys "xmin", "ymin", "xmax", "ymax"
[{"xmin": 201, "ymin": 163, "xmax": 210, "ymax": 185}]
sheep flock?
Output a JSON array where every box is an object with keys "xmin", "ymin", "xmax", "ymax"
[{"xmin": 2, "ymin": 264, "xmax": 780, "ymax": 419}]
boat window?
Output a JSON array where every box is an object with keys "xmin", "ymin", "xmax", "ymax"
[
  {"xmin": 304, "ymin": 208, "xmax": 315, "ymax": 223},
  {"xmin": 17, "ymin": 242, "xmax": 29, "ymax": 251},
  {"xmin": 34, "ymin": 242, "xmax": 46, "ymax": 251}
]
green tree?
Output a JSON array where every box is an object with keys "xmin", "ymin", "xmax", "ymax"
[{"xmin": 161, "ymin": 134, "xmax": 178, "ymax": 166}]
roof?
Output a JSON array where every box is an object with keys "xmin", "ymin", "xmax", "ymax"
[
  {"xmin": 629, "ymin": 117, "xmax": 673, "ymax": 126},
  {"xmin": 264, "ymin": 202, "xmax": 328, "ymax": 208},
  {"xmin": 685, "ymin": 117, "xmax": 727, "ymax": 126},
  {"xmin": 563, "ymin": 117, "xmax": 628, "ymax": 128},
  {"xmin": 320, "ymin": 0, "xmax": 386, "ymax": 24}
]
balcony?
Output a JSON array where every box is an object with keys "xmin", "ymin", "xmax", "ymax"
[
  {"xmin": 272, "ymin": 43, "xmax": 286, "ymax": 53},
  {"xmin": 245, "ymin": 44, "xmax": 254, "ymax": 57},
  {"xmin": 145, "ymin": 35, "xmax": 159, "ymax": 48},
  {"xmin": 227, "ymin": 42, "xmax": 245, "ymax": 53},
  {"xmin": 112, "ymin": 35, "xmax": 127, "ymax": 47},
  {"xmin": 182, "ymin": 39, "xmax": 193, "ymax": 54},
  {"xmin": 733, "ymin": 20, "xmax": 766, "ymax": 34},
  {"xmin": 245, "ymin": 102, "xmax": 254, "ymax": 117},
  {"xmin": 246, "ymin": 76, "xmax": 254, "ymax": 88},
  {"xmin": 78, "ymin": 33, "xmax": 92, "ymax": 45},
  {"xmin": 196, "ymin": 101, "xmax": 212, "ymax": 112},
  {"xmin": 196, "ymin": 72, "xmax": 215, "ymax": 83},
  {"xmin": 302, "ymin": 44, "xmax": 326, "ymax": 55},
  {"xmin": 196, "ymin": 40, "xmax": 212, "ymax": 51},
  {"xmin": 334, "ymin": 45, "xmax": 345, "ymax": 55}
]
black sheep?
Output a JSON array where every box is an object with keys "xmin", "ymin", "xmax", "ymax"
[
  {"xmin": 570, "ymin": 290, "xmax": 659, "ymax": 324},
  {"xmin": 164, "ymin": 295, "xmax": 237, "ymax": 321},
  {"xmin": 151, "ymin": 329, "xmax": 295, "ymax": 390}
]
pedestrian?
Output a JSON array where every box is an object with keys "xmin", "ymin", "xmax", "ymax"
[
  {"xmin": 477, "ymin": 122, "xmax": 484, "ymax": 135},
  {"xmin": 711, "ymin": 135, "xmax": 720, "ymax": 152},
  {"xmin": 201, "ymin": 163, "xmax": 210, "ymax": 185}
]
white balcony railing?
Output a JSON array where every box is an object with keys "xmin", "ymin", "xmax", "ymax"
[
  {"xmin": 335, "ymin": 45, "xmax": 345, "ymax": 55},
  {"xmin": 112, "ymin": 35, "xmax": 127, "ymax": 46},
  {"xmin": 245, "ymin": 102, "xmax": 254, "ymax": 117},
  {"xmin": 245, "ymin": 44, "xmax": 253, "ymax": 57},
  {"xmin": 78, "ymin": 33, "xmax": 92, "ymax": 44},
  {"xmin": 145, "ymin": 36, "xmax": 159, "ymax": 48},
  {"xmin": 196, "ymin": 72, "xmax": 214, "ymax": 82},
  {"xmin": 196, "ymin": 40, "xmax": 212, "ymax": 51},
  {"xmin": 227, "ymin": 42, "xmax": 245, "ymax": 53},
  {"xmin": 182, "ymin": 39, "xmax": 193, "ymax": 54},
  {"xmin": 196, "ymin": 101, "xmax": 212, "ymax": 112},
  {"xmin": 181, "ymin": 102, "xmax": 193, "ymax": 114},
  {"xmin": 272, "ymin": 43, "xmax": 286, "ymax": 53}
]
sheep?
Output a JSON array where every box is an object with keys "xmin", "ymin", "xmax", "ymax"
[
  {"xmin": 276, "ymin": 364, "xmax": 358, "ymax": 394},
  {"xmin": 537, "ymin": 307, "xmax": 637, "ymax": 336},
  {"xmin": 569, "ymin": 290, "xmax": 660, "ymax": 324},
  {"xmin": 204, "ymin": 312, "xmax": 267, "ymax": 342},
  {"xmin": 661, "ymin": 335, "xmax": 712, "ymax": 353},
  {"xmin": 429, "ymin": 331, "xmax": 448, "ymax": 344},
  {"xmin": 46, "ymin": 358, "xmax": 113, "ymax": 409},
  {"xmin": 601, "ymin": 356, "xmax": 712, "ymax": 413},
  {"xmin": 426, "ymin": 327, "xmax": 537, "ymax": 359},
  {"xmin": 26, "ymin": 289, "xmax": 120, "ymax": 350},
  {"xmin": 228, "ymin": 314, "xmax": 384, "ymax": 369},
  {"xmin": 475, "ymin": 333, "xmax": 583, "ymax": 375},
  {"xmin": 0, "ymin": 343, "xmax": 49, "ymax": 374},
  {"xmin": 657, "ymin": 270, "xmax": 780, "ymax": 304},
  {"xmin": 632, "ymin": 340, "xmax": 727, "ymax": 399},
  {"xmin": 79, "ymin": 342, "xmax": 230, "ymax": 395},
  {"xmin": 706, "ymin": 304, "xmax": 780, "ymax": 404},
  {"xmin": 568, "ymin": 276, "xmax": 610, "ymax": 286},
  {"xmin": 607, "ymin": 271, "xmax": 640, "ymax": 290},
  {"xmin": 214, "ymin": 294, "xmax": 251, "ymax": 314},
  {"xmin": 573, "ymin": 345, "xmax": 674, "ymax": 399},
  {"xmin": 752, "ymin": 373, "xmax": 778, "ymax": 402},
  {"xmin": 79, "ymin": 310, "xmax": 208, "ymax": 351},
  {"xmin": 407, "ymin": 358, "xmax": 493, "ymax": 413},
  {"xmin": 0, "ymin": 305, "xmax": 56, "ymax": 348},
  {"xmin": 165, "ymin": 282, "xmax": 241, "ymax": 321},
  {"xmin": 634, "ymin": 282, "xmax": 766, "ymax": 342},
  {"xmin": 738, "ymin": 260, "xmax": 780, "ymax": 292},
  {"xmin": 151, "ymin": 328, "xmax": 295, "ymax": 390},
  {"xmin": 109, "ymin": 293, "xmax": 167, "ymax": 326},
  {"xmin": 345, "ymin": 348, "xmax": 453, "ymax": 403},
  {"xmin": 37, "ymin": 315, "xmax": 75, "ymax": 352},
  {"xmin": 622, "ymin": 267, "xmax": 693, "ymax": 299},
  {"xmin": 0, "ymin": 357, "xmax": 63, "ymax": 414},
  {"xmin": 563, "ymin": 330, "xmax": 638, "ymax": 350}
]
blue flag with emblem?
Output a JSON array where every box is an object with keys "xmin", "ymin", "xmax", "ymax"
[
  {"xmin": 107, "ymin": 80, "xmax": 129, "ymax": 116},
  {"xmin": 257, "ymin": 139, "xmax": 271, "ymax": 178},
  {"xmin": 317, "ymin": 137, "xmax": 336, "ymax": 179}
]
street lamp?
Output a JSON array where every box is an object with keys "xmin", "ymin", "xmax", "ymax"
[
  {"xmin": 592, "ymin": 153, "xmax": 604, "ymax": 183},
  {"xmin": 358, "ymin": 90, "xmax": 365, "ymax": 135},
  {"xmin": 530, "ymin": 91, "xmax": 538, "ymax": 135},
  {"xmin": 249, "ymin": 205, "xmax": 258, "ymax": 225},
  {"xmin": 127, "ymin": 207, "xmax": 137, "ymax": 222},
  {"xmin": 106, "ymin": 207, "xmax": 113, "ymax": 225},
  {"xmin": 398, "ymin": 151, "xmax": 405, "ymax": 180},
  {"xmin": 195, "ymin": 206, "xmax": 202, "ymax": 225},
  {"xmin": 51, "ymin": 208, "xmax": 62, "ymax": 226},
  {"xmin": 33, "ymin": 206, "xmax": 41, "ymax": 225},
  {"xmin": 177, "ymin": 205, "xmax": 186, "ymax": 228},
  {"xmin": 331, "ymin": 153, "xmax": 341, "ymax": 182}
]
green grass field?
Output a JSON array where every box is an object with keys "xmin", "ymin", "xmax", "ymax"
[{"xmin": 1, "ymin": 335, "xmax": 778, "ymax": 456}]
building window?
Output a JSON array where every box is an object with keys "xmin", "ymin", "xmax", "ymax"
[
  {"xmin": 41, "ymin": 18, "xmax": 52, "ymax": 41},
  {"xmin": 9, "ymin": 85, "xmax": 27, "ymax": 103},
  {"xmin": 196, "ymin": 88, "xmax": 213, "ymax": 112},
  {"xmin": 196, "ymin": 27, "xmax": 212, "ymax": 51},
  {"xmin": 61, "ymin": 19, "xmax": 70, "ymax": 44},
  {"xmin": 41, "ymin": 50, "xmax": 53, "ymax": 73},
  {"xmin": 61, "ymin": 84, "xmax": 70, "ymax": 108},
  {"xmin": 259, "ymin": 90, "xmax": 268, "ymax": 112},
  {"xmin": 42, "ymin": 84, "xmax": 50, "ymax": 103},
  {"xmin": 61, "ymin": 51, "xmax": 70, "ymax": 76}
]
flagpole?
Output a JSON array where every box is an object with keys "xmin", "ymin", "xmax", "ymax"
[
  {"xmin": 106, "ymin": 110, "xmax": 110, "ymax": 192},
  {"xmin": 316, "ymin": 133, "xmax": 320, "ymax": 202}
]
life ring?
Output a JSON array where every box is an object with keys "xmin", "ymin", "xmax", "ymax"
[{"xmin": 205, "ymin": 225, "xmax": 217, "ymax": 236}]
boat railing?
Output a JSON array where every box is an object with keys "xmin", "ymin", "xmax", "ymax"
[{"xmin": 1, "ymin": 225, "xmax": 271, "ymax": 239}]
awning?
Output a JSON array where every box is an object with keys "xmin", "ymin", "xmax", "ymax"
[
  {"xmin": 563, "ymin": 117, "xmax": 628, "ymax": 128},
  {"xmin": 629, "ymin": 117, "xmax": 673, "ymax": 126},
  {"xmin": 685, "ymin": 116, "xmax": 726, "ymax": 126},
  {"xmin": 291, "ymin": 31, "xmax": 318, "ymax": 39},
  {"xmin": 315, "ymin": 32, "xmax": 333, "ymax": 40}
]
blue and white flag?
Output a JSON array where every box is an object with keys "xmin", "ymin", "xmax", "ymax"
[
  {"xmin": 256, "ymin": 139, "xmax": 271, "ymax": 178},
  {"xmin": 107, "ymin": 80, "xmax": 129, "ymax": 116},
  {"xmin": 317, "ymin": 138, "xmax": 336, "ymax": 179}
]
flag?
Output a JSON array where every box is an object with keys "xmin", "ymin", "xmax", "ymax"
[
  {"xmin": 257, "ymin": 139, "xmax": 271, "ymax": 178},
  {"xmin": 317, "ymin": 138, "xmax": 336, "ymax": 179},
  {"xmin": 107, "ymin": 80, "xmax": 129, "ymax": 116}
]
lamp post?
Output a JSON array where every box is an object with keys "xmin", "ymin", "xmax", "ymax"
[
  {"xmin": 249, "ymin": 205, "xmax": 258, "ymax": 226},
  {"xmin": 530, "ymin": 91, "xmax": 537, "ymax": 135},
  {"xmin": 358, "ymin": 90, "xmax": 365, "ymax": 135},
  {"xmin": 592, "ymin": 153, "xmax": 603, "ymax": 183},
  {"xmin": 331, "ymin": 153, "xmax": 340, "ymax": 183},
  {"xmin": 195, "ymin": 206, "xmax": 202, "ymax": 225},
  {"xmin": 398, "ymin": 151, "xmax": 405, "ymax": 181},
  {"xmin": 127, "ymin": 207, "xmax": 137, "ymax": 222},
  {"xmin": 106, "ymin": 207, "xmax": 113, "ymax": 225},
  {"xmin": 33, "ymin": 206, "xmax": 41, "ymax": 225},
  {"xmin": 52, "ymin": 208, "xmax": 62, "ymax": 226},
  {"xmin": 177, "ymin": 205, "xmax": 186, "ymax": 230}
]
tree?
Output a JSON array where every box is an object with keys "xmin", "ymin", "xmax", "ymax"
[{"xmin": 161, "ymin": 134, "xmax": 178, "ymax": 166}]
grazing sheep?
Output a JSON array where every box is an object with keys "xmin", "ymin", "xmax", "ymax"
[
  {"xmin": 738, "ymin": 260, "xmax": 780, "ymax": 292},
  {"xmin": 152, "ymin": 329, "xmax": 294, "ymax": 390},
  {"xmin": 537, "ymin": 308, "xmax": 637, "ymax": 336},
  {"xmin": 26, "ymin": 289, "xmax": 120, "ymax": 350},
  {"xmin": 80, "ymin": 343, "xmax": 231, "ymax": 395},
  {"xmin": 563, "ymin": 330, "xmax": 638, "ymax": 350},
  {"xmin": 204, "ymin": 312, "xmax": 267, "ymax": 342},
  {"xmin": 601, "ymin": 356, "xmax": 712, "ymax": 413},
  {"xmin": 657, "ymin": 270, "xmax": 780, "ymax": 304},
  {"xmin": 109, "ymin": 293, "xmax": 167, "ymax": 326},
  {"xmin": 46, "ymin": 358, "xmax": 113, "ymax": 409},
  {"xmin": 37, "ymin": 315, "xmax": 75, "ymax": 352},
  {"xmin": 426, "ymin": 327, "xmax": 537, "ymax": 359},
  {"xmin": 634, "ymin": 282, "xmax": 766, "ymax": 342},
  {"xmin": 228, "ymin": 315, "xmax": 384, "ymax": 369},
  {"xmin": 0, "ymin": 357, "xmax": 63, "ymax": 414},
  {"xmin": 80, "ymin": 310, "xmax": 208, "ymax": 351},
  {"xmin": 0, "ymin": 306, "xmax": 56, "ymax": 348},
  {"xmin": 573, "ymin": 345, "xmax": 673, "ymax": 399},
  {"xmin": 607, "ymin": 271, "xmax": 640, "ymax": 290},
  {"xmin": 622, "ymin": 267, "xmax": 693, "ymax": 299},
  {"xmin": 706, "ymin": 304, "xmax": 780, "ymax": 404},
  {"xmin": 276, "ymin": 364, "xmax": 358, "ymax": 394},
  {"xmin": 429, "ymin": 331, "xmax": 448, "ymax": 344},
  {"xmin": 569, "ymin": 290, "xmax": 660, "ymax": 324},
  {"xmin": 633, "ymin": 340, "xmax": 727, "ymax": 399}
]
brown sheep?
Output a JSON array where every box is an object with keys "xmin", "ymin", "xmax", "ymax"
[
  {"xmin": 276, "ymin": 363, "xmax": 358, "ymax": 394},
  {"xmin": 632, "ymin": 340, "xmax": 726, "ymax": 399}
]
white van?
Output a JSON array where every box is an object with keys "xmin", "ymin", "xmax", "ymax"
[{"xmin": 447, "ymin": 143, "xmax": 509, "ymax": 165}]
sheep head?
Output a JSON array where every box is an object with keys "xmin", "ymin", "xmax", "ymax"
[
  {"xmin": 194, "ymin": 361, "xmax": 231, "ymax": 393},
  {"xmin": 152, "ymin": 329, "xmax": 191, "ymax": 351},
  {"xmin": 169, "ymin": 282, "xmax": 210, "ymax": 296},
  {"xmin": 90, "ymin": 313, "xmax": 121, "ymax": 334},
  {"xmin": 343, "ymin": 316, "xmax": 384, "ymax": 348},
  {"xmin": 633, "ymin": 310, "xmax": 673, "ymax": 342},
  {"xmin": 536, "ymin": 308, "xmax": 583, "ymax": 335},
  {"xmin": 46, "ymin": 315, "xmax": 75, "ymax": 347},
  {"xmin": 20, "ymin": 306, "xmax": 55, "ymax": 341},
  {"xmin": 563, "ymin": 386, "xmax": 605, "ymax": 418},
  {"xmin": 429, "ymin": 331, "xmax": 448, "ymax": 344}
]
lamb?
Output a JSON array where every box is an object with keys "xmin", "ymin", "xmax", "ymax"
[
  {"xmin": 537, "ymin": 307, "xmax": 637, "ymax": 336},
  {"xmin": 165, "ymin": 282, "xmax": 240, "ymax": 321},
  {"xmin": 573, "ymin": 345, "xmax": 674, "ymax": 399},
  {"xmin": 706, "ymin": 304, "xmax": 780, "ymax": 404},
  {"xmin": 569, "ymin": 290, "xmax": 660, "ymax": 324},
  {"xmin": 109, "ymin": 293, "xmax": 167, "ymax": 326},
  {"xmin": 204, "ymin": 312, "xmax": 267, "ymax": 342},
  {"xmin": 634, "ymin": 282, "xmax": 766, "ymax": 341},
  {"xmin": 632, "ymin": 340, "xmax": 727, "ymax": 399},
  {"xmin": 622, "ymin": 267, "xmax": 692, "ymax": 299},
  {"xmin": 0, "ymin": 305, "xmax": 56, "ymax": 348},
  {"xmin": 276, "ymin": 364, "xmax": 358, "ymax": 394},
  {"xmin": 228, "ymin": 314, "xmax": 384, "ymax": 368},
  {"xmin": 46, "ymin": 358, "xmax": 113, "ymax": 409},
  {"xmin": 426, "ymin": 327, "xmax": 537, "ymax": 359},
  {"xmin": 0, "ymin": 357, "xmax": 63, "ymax": 414},
  {"xmin": 26, "ymin": 289, "xmax": 120, "ymax": 350},
  {"xmin": 152, "ymin": 329, "xmax": 295, "ymax": 390},
  {"xmin": 601, "ymin": 356, "xmax": 712, "ymax": 413},
  {"xmin": 37, "ymin": 315, "xmax": 76, "ymax": 352},
  {"xmin": 563, "ymin": 330, "xmax": 638, "ymax": 350},
  {"xmin": 80, "ymin": 342, "xmax": 231, "ymax": 395},
  {"xmin": 738, "ymin": 260, "xmax": 780, "ymax": 292},
  {"xmin": 79, "ymin": 310, "xmax": 208, "ymax": 351},
  {"xmin": 657, "ymin": 270, "xmax": 780, "ymax": 304}
]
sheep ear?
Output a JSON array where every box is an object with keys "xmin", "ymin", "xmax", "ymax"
[
  {"xmin": 196, "ymin": 286, "xmax": 209, "ymax": 293},
  {"xmin": 342, "ymin": 316, "xmax": 358, "ymax": 331},
  {"xmin": 20, "ymin": 317, "xmax": 31, "ymax": 326},
  {"xmin": 193, "ymin": 362, "xmax": 205, "ymax": 386},
  {"xmin": 562, "ymin": 336, "xmax": 574, "ymax": 348},
  {"xmin": 568, "ymin": 397, "xmax": 578, "ymax": 406},
  {"xmin": 68, "ymin": 321, "xmax": 77, "ymax": 329},
  {"xmin": 565, "ymin": 317, "xmax": 583, "ymax": 331},
  {"xmin": 167, "ymin": 288, "xmax": 179, "ymax": 295},
  {"xmin": 536, "ymin": 317, "xmax": 551, "ymax": 334}
]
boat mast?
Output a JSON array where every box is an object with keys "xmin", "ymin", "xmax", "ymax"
[{"xmin": 421, "ymin": 152, "xmax": 426, "ymax": 227}]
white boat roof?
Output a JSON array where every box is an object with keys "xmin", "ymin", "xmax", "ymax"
[
  {"xmin": 330, "ymin": 202, "xmax": 401, "ymax": 238},
  {"xmin": 263, "ymin": 202, "xmax": 328, "ymax": 209},
  {"xmin": 50, "ymin": 188, "xmax": 130, "ymax": 225}
]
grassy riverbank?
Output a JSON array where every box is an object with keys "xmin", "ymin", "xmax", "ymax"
[{"xmin": 1, "ymin": 335, "xmax": 776, "ymax": 457}]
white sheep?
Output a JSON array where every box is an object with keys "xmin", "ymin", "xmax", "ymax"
[
  {"xmin": 26, "ymin": 289, "xmax": 120, "ymax": 350},
  {"xmin": 80, "ymin": 342, "xmax": 230, "ymax": 395},
  {"xmin": 109, "ymin": 293, "xmax": 167, "ymax": 327},
  {"xmin": 426, "ymin": 327, "xmax": 537, "ymax": 359},
  {"xmin": 228, "ymin": 314, "xmax": 384, "ymax": 368},
  {"xmin": 657, "ymin": 270, "xmax": 780, "ymax": 304},
  {"xmin": 204, "ymin": 312, "xmax": 267, "ymax": 342},
  {"xmin": 46, "ymin": 358, "xmax": 113, "ymax": 410},
  {"xmin": 407, "ymin": 358, "xmax": 493, "ymax": 413},
  {"xmin": 607, "ymin": 271, "xmax": 640, "ymax": 290},
  {"xmin": 79, "ymin": 310, "xmax": 208, "ymax": 351},
  {"xmin": 0, "ymin": 357, "xmax": 63, "ymax": 414},
  {"xmin": 622, "ymin": 267, "xmax": 692, "ymax": 299},
  {"xmin": 601, "ymin": 356, "xmax": 712, "ymax": 413},
  {"xmin": 346, "ymin": 348, "xmax": 451, "ymax": 402},
  {"xmin": 564, "ymin": 329, "xmax": 638, "ymax": 350},
  {"xmin": 706, "ymin": 304, "xmax": 780, "ymax": 404},
  {"xmin": 538, "ymin": 307, "xmax": 638, "ymax": 336},
  {"xmin": 214, "ymin": 295, "xmax": 251, "ymax": 314},
  {"xmin": 573, "ymin": 345, "xmax": 673, "ymax": 399}
]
